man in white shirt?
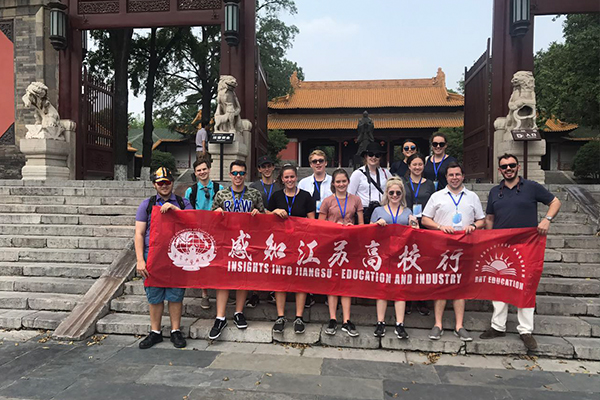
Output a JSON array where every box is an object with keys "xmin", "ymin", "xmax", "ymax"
[
  {"xmin": 298, "ymin": 149, "xmax": 333, "ymax": 216},
  {"xmin": 421, "ymin": 162, "xmax": 485, "ymax": 342},
  {"xmin": 195, "ymin": 122, "xmax": 208, "ymax": 160},
  {"xmin": 348, "ymin": 142, "xmax": 390, "ymax": 223}
]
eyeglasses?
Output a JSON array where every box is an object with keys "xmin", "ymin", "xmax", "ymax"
[
  {"xmin": 310, "ymin": 159, "xmax": 326, "ymax": 165},
  {"xmin": 432, "ymin": 142, "xmax": 446, "ymax": 148},
  {"xmin": 155, "ymin": 181, "xmax": 172, "ymax": 186},
  {"xmin": 231, "ymin": 171, "xmax": 246, "ymax": 176},
  {"xmin": 388, "ymin": 190, "xmax": 403, "ymax": 196},
  {"xmin": 367, "ymin": 153, "xmax": 381, "ymax": 158},
  {"xmin": 403, "ymin": 146, "xmax": 416, "ymax": 151},
  {"xmin": 499, "ymin": 163, "xmax": 518, "ymax": 170}
]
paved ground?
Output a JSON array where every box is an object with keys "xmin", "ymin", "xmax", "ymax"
[{"xmin": 0, "ymin": 330, "xmax": 599, "ymax": 400}]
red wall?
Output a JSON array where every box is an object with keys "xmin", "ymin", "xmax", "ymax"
[
  {"xmin": 0, "ymin": 30, "xmax": 14, "ymax": 139},
  {"xmin": 278, "ymin": 140, "xmax": 298, "ymax": 163}
]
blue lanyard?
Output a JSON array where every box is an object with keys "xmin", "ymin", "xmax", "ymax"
[
  {"xmin": 447, "ymin": 191, "xmax": 464, "ymax": 211},
  {"xmin": 157, "ymin": 196, "xmax": 166, "ymax": 206},
  {"xmin": 409, "ymin": 177, "xmax": 422, "ymax": 200},
  {"xmin": 285, "ymin": 189, "xmax": 297, "ymax": 215},
  {"xmin": 261, "ymin": 181, "xmax": 273, "ymax": 203},
  {"xmin": 432, "ymin": 155, "xmax": 447, "ymax": 179},
  {"xmin": 313, "ymin": 177, "xmax": 322, "ymax": 199},
  {"xmin": 387, "ymin": 205, "xmax": 401, "ymax": 224},
  {"xmin": 231, "ymin": 187, "xmax": 246, "ymax": 211},
  {"xmin": 335, "ymin": 194, "xmax": 348, "ymax": 219}
]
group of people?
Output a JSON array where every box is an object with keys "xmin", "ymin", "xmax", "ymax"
[{"xmin": 134, "ymin": 132, "xmax": 561, "ymax": 352}]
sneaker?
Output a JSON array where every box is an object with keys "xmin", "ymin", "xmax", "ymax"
[
  {"xmin": 139, "ymin": 331, "xmax": 163, "ymax": 349},
  {"xmin": 294, "ymin": 317, "xmax": 306, "ymax": 334},
  {"xmin": 268, "ymin": 292, "xmax": 276, "ymax": 304},
  {"xmin": 428, "ymin": 326, "xmax": 443, "ymax": 340},
  {"xmin": 453, "ymin": 327, "xmax": 473, "ymax": 342},
  {"xmin": 324, "ymin": 319, "xmax": 337, "ymax": 335},
  {"xmin": 405, "ymin": 301, "xmax": 412, "ymax": 315},
  {"xmin": 479, "ymin": 327, "xmax": 506, "ymax": 339},
  {"xmin": 304, "ymin": 293, "xmax": 315, "ymax": 308},
  {"xmin": 395, "ymin": 324, "xmax": 409, "ymax": 340},
  {"xmin": 273, "ymin": 316, "xmax": 286, "ymax": 333},
  {"xmin": 200, "ymin": 296, "xmax": 211, "ymax": 310},
  {"xmin": 245, "ymin": 293, "xmax": 260, "ymax": 308},
  {"xmin": 417, "ymin": 302, "xmax": 430, "ymax": 316},
  {"xmin": 170, "ymin": 330, "xmax": 186, "ymax": 348},
  {"xmin": 208, "ymin": 318, "xmax": 227, "ymax": 340},
  {"xmin": 227, "ymin": 297, "xmax": 236, "ymax": 305},
  {"xmin": 233, "ymin": 313, "xmax": 248, "ymax": 329},
  {"xmin": 374, "ymin": 321, "xmax": 386, "ymax": 337},
  {"xmin": 520, "ymin": 333, "xmax": 538, "ymax": 350},
  {"xmin": 341, "ymin": 320, "xmax": 359, "ymax": 337}
]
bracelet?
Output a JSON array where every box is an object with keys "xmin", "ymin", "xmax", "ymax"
[
  {"xmin": 437, "ymin": 224, "xmax": 441, "ymax": 230},
  {"xmin": 470, "ymin": 223, "xmax": 477, "ymax": 229}
]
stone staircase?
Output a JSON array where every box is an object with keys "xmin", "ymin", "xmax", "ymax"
[{"xmin": 0, "ymin": 181, "xmax": 598, "ymax": 359}]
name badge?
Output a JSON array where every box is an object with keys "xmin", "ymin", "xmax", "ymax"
[
  {"xmin": 433, "ymin": 180, "xmax": 439, "ymax": 190},
  {"xmin": 316, "ymin": 200, "xmax": 322, "ymax": 213},
  {"xmin": 452, "ymin": 212, "xmax": 463, "ymax": 230},
  {"xmin": 412, "ymin": 204, "xmax": 422, "ymax": 218}
]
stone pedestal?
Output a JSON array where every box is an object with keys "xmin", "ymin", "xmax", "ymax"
[
  {"xmin": 208, "ymin": 129, "xmax": 251, "ymax": 182},
  {"xmin": 493, "ymin": 117, "xmax": 546, "ymax": 184},
  {"xmin": 20, "ymin": 120, "xmax": 75, "ymax": 180}
]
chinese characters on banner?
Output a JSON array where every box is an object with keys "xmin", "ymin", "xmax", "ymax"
[{"xmin": 147, "ymin": 209, "xmax": 547, "ymax": 308}]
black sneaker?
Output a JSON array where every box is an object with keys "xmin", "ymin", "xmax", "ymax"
[
  {"xmin": 170, "ymin": 330, "xmax": 187, "ymax": 348},
  {"xmin": 208, "ymin": 318, "xmax": 227, "ymax": 340},
  {"xmin": 294, "ymin": 317, "xmax": 306, "ymax": 334},
  {"xmin": 304, "ymin": 294, "xmax": 315, "ymax": 308},
  {"xmin": 374, "ymin": 322, "xmax": 386, "ymax": 337},
  {"xmin": 233, "ymin": 312, "xmax": 248, "ymax": 329},
  {"xmin": 324, "ymin": 319, "xmax": 337, "ymax": 335},
  {"xmin": 405, "ymin": 301, "xmax": 412, "ymax": 315},
  {"xmin": 268, "ymin": 292, "xmax": 276, "ymax": 304},
  {"xmin": 139, "ymin": 331, "xmax": 163, "ymax": 349},
  {"xmin": 341, "ymin": 320, "xmax": 359, "ymax": 337},
  {"xmin": 395, "ymin": 324, "xmax": 409, "ymax": 340},
  {"xmin": 245, "ymin": 293, "xmax": 260, "ymax": 308},
  {"xmin": 273, "ymin": 316, "xmax": 286, "ymax": 333}
]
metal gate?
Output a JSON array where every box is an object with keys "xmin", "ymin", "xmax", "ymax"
[
  {"xmin": 79, "ymin": 68, "xmax": 115, "ymax": 179},
  {"xmin": 463, "ymin": 39, "xmax": 492, "ymax": 181},
  {"xmin": 253, "ymin": 52, "xmax": 269, "ymax": 178}
]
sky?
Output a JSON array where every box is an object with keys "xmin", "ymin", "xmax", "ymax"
[{"xmin": 128, "ymin": 0, "xmax": 566, "ymax": 115}]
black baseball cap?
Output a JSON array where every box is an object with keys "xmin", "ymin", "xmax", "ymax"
[
  {"xmin": 151, "ymin": 167, "xmax": 174, "ymax": 183},
  {"xmin": 257, "ymin": 155, "xmax": 275, "ymax": 167}
]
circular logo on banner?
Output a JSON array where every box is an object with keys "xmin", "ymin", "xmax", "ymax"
[
  {"xmin": 474, "ymin": 243, "xmax": 526, "ymax": 282},
  {"xmin": 167, "ymin": 229, "xmax": 217, "ymax": 271}
]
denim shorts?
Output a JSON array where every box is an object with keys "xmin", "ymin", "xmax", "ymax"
[{"xmin": 143, "ymin": 247, "xmax": 185, "ymax": 304}]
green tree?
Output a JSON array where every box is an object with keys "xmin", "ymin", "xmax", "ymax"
[
  {"xmin": 437, "ymin": 127, "xmax": 464, "ymax": 164},
  {"xmin": 572, "ymin": 141, "xmax": 600, "ymax": 180},
  {"xmin": 151, "ymin": 150, "xmax": 177, "ymax": 173},
  {"xmin": 267, "ymin": 129, "xmax": 289, "ymax": 163},
  {"xmin": 535, "ymin": 14, "xmax": 600, "ymax": 129}
]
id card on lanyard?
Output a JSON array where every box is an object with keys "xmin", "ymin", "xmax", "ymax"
[
  {"xmin": 432, "ymin": 155, "xmax": 447, "ymax": 190},
  {"xmin": 410, "ymin": 177, "xmax": 423, "ymax": 217},
  {"xmin": 448, "ymin": 191, "xmax": 464, "ymax": 230}
]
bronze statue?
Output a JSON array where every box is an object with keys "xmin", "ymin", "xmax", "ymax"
[{"xmin": 355, "ymin": 111, "xmax": 374, "ymax": 156}]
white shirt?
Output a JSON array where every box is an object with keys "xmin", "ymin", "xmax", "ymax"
[
  {"xmin": 348, "ymin": 166, "xmax": 391, "ymax": 207},
  {"xmin": 196, "ymin": 128, "xmax": 207, "ymax": 151},
  {"xmin": 298, "ymin": 174, "xmax": 333, "ymax": 210},
  {"xmin": 422, "ymin": 185, "xmax": 485, "ymax": 227}
]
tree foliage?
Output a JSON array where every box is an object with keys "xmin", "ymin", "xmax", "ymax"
[
  {"xmin": 437, "ymin": 127, "xmax": 464, "ymax": 164},
  {"xmin": 535, "ymin": 14, "xmax": 600, "ymax": 129},
  {"xmin": 151, "ymin": 150, "xmax": 177, "ymax": 173},
  {"xmin": 267, "ymin": 129, "xmax": 290, "ymax": 163},
  {"xmin": 572, "ymin": 141, "xmax": 600, "ymax": 180}
]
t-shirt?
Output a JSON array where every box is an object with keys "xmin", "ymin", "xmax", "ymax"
[
  {"xmin": 370, "ymin": 206, "xmax": 412, "ymax": 225},
  {"xmin": 135, "ymin": 194, "xmax": 193, "ymax": 249},
  {"xmin": 390, "ymin": 160, "xmax": 409, "ymax": 178},
  {"xmin": 211, "ymin": 186, "xmax": 265, "ymax": 213},
  {"xmin": 486, "ymin": 178, "xmax": 556, "ymax": 229},
  {"xmin": 422, "ymin": 186, "xmax": 485, "ymax": 228},
  {"xmin": 403, "ymin": 177, "xmax": 436, "ymax": 210},
  {"xmin": 184, "ymin": 181, "xmax": 224, "ymax": 211},
  {"xmin": 250, "ymin": 180, "xmax": 282, "ymax": 208},
  {"xmin": 195, "ymin": 128, "xmax": 207, "ymax": 151},
  {"xmin": 423, "ymin": 155, "xmax": 458, "ymax": 190},
  {"xmin": 298, "ymin": 174, "xmax": 333, "ymax": 214},
  {"xmin": 267, "ymin": 189, "xmax": 315, "ymax": 218},
  {"xmin": 319, "ymin": 194, "xmax": 363, "ymax": 224}
]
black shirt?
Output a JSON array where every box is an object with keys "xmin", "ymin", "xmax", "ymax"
[
  {"xmin": 486, "ymin": 178, "xmax": 556, "ymax": 229},
  {"xmin": 390, "ymin": 160, "xmax": 409, "ymax": 178},
  {"xmin": 403, "ymin": 177, "xmax": 436, "ymax": 210},
  {"xmin": 423, "ymin": 155, "xmax": 457, "ymax": 190},
  {"xmin": 268, "ymin": 189, "xmax": 316, "ymax": 218}
]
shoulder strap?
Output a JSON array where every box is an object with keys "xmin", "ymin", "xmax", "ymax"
[
  {"xmin": 189, "ymin": 184, "xmax": 198, "ymax": 209},
  {"xmin": 360, "ymin": 167, "xmax": 384, "ymax": 194},
  {"xmin": 175, "ymin": 195, "xmax": 185, "ymax": 210},
  {"xmin": 213, "ymin": 181, "xmax": 220, "ymax": 196},
  {"xmin": 146, "ymin": 195, "xmax": 157, "ymax": 216}
]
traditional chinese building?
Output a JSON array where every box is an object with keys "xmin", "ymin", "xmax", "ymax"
[{"xmin": 268, "ymin": 68, "xmax": 464, "ymax": 167}]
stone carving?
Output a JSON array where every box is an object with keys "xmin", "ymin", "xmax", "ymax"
[
  {"xmin": 355, "ymin": 111, "xmax": 374, "ymax": 156},
  {"xmin": 22, "ymin": 82, "xmax": 65, "ymax": 141},
  {"xmin": 127, "ymin": 0, "xmax": 170, "ymax": 13},
  {"xmin": 505, "ymin": 71, "xmax": 538, "ymax": 133},
  {"xmin": 178, "ymin": 0, "xmax": 221, "ymax": 10},
  {"xmin": 214, "ymin": 75, "xmax": 243, "ymax": 134},
  {"xmin": 0, "ymin": 20, "xmax": 14, "ymax": 42},
  {"xmin": 78, "ymin": 1, "xmax": 120, "ymax": 15}
]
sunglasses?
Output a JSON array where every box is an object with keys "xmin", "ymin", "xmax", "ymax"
[
  {"xmin": 367, "ymin": 153, "xmax": 382, "ymax": 158},
  {"xmin": 155, "ymin": 181, "xmax": 172, "ymax": 186},
  {"xmin": 403, "ymin": 145, "xmax": 416, "ymax": 151},
  {"xmin": 388, "ymin": 190, "xmax": 403, "ymax": 196},
  {"xmin": 499, "ymin": 163, "xmax": 518, "ymax": 170},
  {"xmin": 231, "ymin": 171, "xmax": 246, "ymax": 177},
  {"xmin": 201, "ymin": 187, "xmax": 211, "ymax": 199},
  {"xmin": 310, "ymin": 159, "xmax": 326, "ymax": 165},
  {"xmin": 432, "ymin": 142, "xmax": 446, "ymax": 148}
]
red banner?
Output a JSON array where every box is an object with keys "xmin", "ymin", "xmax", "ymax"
[{"xmin": 146, "ymin": 209, "xmax": 546, "ymax": 308}]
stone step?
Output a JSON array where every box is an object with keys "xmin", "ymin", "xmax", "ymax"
[
  {"xmin": 0, "ymin": 309, "xmax": 69, "ymax": 330},
  {"xmin": 96, "ymin": 312, "xmax": 198, "ymax": 337},
  {"xmin": 543, "ymin": 263, "xmax": 600, "ymax": 279},
  {"xmin": 1, "ymin": 195, "xmax": 146, "ymax": 206},
  {"xmin": 545, "ymin": 223, "xmax": 597, "ymax": 235},
  {"xmin": 559, "ymin": 249, "xmax": 600, "ymax": 264},
  {"xmin": 0, "ymin": 276, "xmax": 95, "ymax": 294},
  {"xmin": 0, "ymin": 224, "xmax": 133, "ymax": 238},
  {"xmin": 0, "ymin": 247, "xmax": 117, "ymax": 263},
  {"xmin": 0, "ymin": 292, "xmax": 81, "ymax": 311},
  {"xmin": 0, "ymin": 213, "xmax": 135, "ymax": 226},
  {"xmin": 546, "ymin": 236, "xmax": 600, "ymax": 249},
  {"xmin": 538, "ymin": 277, "xmax": 600, "ymax": 296},
  {"xmin": 0, "ymin": 186, "xmax": 156, "ymax": 198},
  {"xmin": 0, "ymin": 204, "xmax": 137, "ymax": 215},
  {"xmin": 0, "ymin": 262, "xmax": 106, "ymax": 278},
  {"xmin": 0, "ymin": 235, "xmax": 129, "ymax": 250},
  {"xmin": 0, "ymin": 179, "xmax": 153, "ymax": 188}
]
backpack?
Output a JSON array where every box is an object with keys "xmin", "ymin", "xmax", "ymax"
[
  {"xmin": 146, "ymin": 195, "xmax": 186, "ymax": 216},
  {"xmin": 188, "ymin": 182, "xmax": 220, "ymax": 210}
]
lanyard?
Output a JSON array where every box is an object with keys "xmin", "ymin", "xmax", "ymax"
[
  {"xmin": 448, "ymin": 191, "xmax": 464, "ymax": 211},
  {"xmin": 285, "ymin": 189, "xmax": 297, "ymax": 215},
  {"xmin": 231, "ymin": 187, "xmax": 246, "ymax": 211},
  {"xmin": 409, "ymin": 177, "xmax": 422, "ymax": 200},
  {"xmin": 336, "ymin": 194, "xmax": 348, "ymax": 219},
  {"xmin": 157, "ymin": 196, "xmax": 166, "ymax": 206},
  {"xmin": 261, "ymin": 181, "xmax": 273, "ymax": 203},
  {"xmin": 387, "ymin": 205, "xmax": 401, "ymax": 224},
  {"xmin": 432, "ymin": 155, "xmax": 447, "ymax": 179},
  {"xmin": 313, "ymin": 176, "xmax": 322, "ymax": 199}
]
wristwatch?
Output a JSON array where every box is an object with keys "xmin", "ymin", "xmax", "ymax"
[{"xmin": 544, "ymin": 216, "xmax": 553, "ymax": 222}]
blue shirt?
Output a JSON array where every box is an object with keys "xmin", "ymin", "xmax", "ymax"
[
  {"xmin": 184, "ymin": 181, "xmax": 224, "ymax": 211},
  {"xmin": 370, "ymin": 206, "xmax": 412, "ymax": 225}
]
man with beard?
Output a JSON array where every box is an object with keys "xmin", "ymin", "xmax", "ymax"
[{"xmin": 480, "ymin": 154, "xmax": 561, "ymax": 350}]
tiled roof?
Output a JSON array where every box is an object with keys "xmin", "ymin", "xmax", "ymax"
[
  {"xmin": 543, "ymin": 118, "xmax": 578, "ymax": 132},
  {"xmin": 128, "ymin": 128, "xmax": 188, "ymax": 157},
  {"xmin": 268, "ymin": 112, "xmax": 464, "ymax": 131},
  {"xmin": 269, "ymin": 68, "xmax": 464, "ymax": 110}
]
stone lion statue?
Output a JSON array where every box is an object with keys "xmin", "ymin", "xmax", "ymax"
[
  {"xmin": 22, "ymin": 82, "xmax": 65, "ymax": 140},
  {"xmin": 505, "ymin": 71, "xmax": 537, "ymax": 133},
  {"xmin": 214, "ymin": 75, "xmax": 242, "ymax": 133}
]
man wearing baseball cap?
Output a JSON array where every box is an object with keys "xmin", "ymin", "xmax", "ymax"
[{"xmin": 134, "ymin": 167, "xmax": 193, "ymax": 349}]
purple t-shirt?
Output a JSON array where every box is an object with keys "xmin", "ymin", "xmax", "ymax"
[{"xmin": 135, "ymin": 194, "xmax": 192, "ymax": 249}]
